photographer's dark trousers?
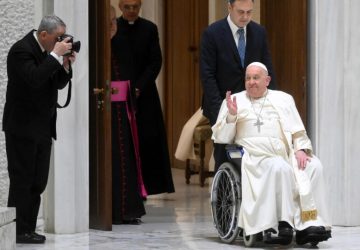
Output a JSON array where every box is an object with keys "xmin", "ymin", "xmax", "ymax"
[{"xmin": 5, "ymin": 132, "xmax": 52, "ymax": 235}]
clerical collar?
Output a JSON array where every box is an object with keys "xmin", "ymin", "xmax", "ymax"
[
  {"xmin": 33, "ymin": 30, "xmax": 46, "ymax": 53},
  {"xmin": 247, "ymin": 89, "xmax": 268, "ymax": 100},
  {"xmin": 120, "ymin": 16, "xmax": 138, "ymax": 25}
]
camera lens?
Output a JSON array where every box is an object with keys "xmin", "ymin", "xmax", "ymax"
[{"xmin": 72, "ymin": 41, "xmax": 81, "ymax": 53}]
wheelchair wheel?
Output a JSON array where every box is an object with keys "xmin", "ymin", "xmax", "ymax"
[
  {"xmin": 211, "ymin": 162, "xmax": 241, "ymax": 243},
  {"xmin": 242, "ymin": 230, "xmax": 258, "ymax": 247}
]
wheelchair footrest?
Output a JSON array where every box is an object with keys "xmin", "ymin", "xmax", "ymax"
[{"xmin": 263, "ymin": 229, "xmax": 293, "ymax": 245}]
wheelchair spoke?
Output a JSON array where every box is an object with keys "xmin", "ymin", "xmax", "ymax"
[{"xmin": 211, "ymin": 163, "xmax": 241, "ymax": 242}]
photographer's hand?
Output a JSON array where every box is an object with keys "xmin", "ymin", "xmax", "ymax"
[
  {"xmin": 52, "ymin": 37, "xmax": 72, "ymax": 57},
  {"xmin": 63, "ymin": 52, "xmax": 76, "ymax": 72}
]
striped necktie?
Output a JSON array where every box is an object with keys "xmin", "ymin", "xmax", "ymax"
[{"xmin": 237, "ymin": 28, "xmax": 245, "ymax": 67}]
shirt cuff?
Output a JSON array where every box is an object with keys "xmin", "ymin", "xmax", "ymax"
[
  {"xmin": 226, "ymin": 113, "xmax": 237, "ymax": 123},
  {"xmin": 50, "ymin": 51, "xmax": 63, "ymax": 65}
]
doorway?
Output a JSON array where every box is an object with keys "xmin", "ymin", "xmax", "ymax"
[
  {"xmin": 260, "ymin": 0, "xmax": 307, "ymax": 123},
  {"xmin": 164, "ymin": 0, "xmax": 209, "ymax": 169}
]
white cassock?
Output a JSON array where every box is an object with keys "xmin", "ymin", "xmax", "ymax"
[{"xmin": 212, "ymin": 90, "xmax": 331, "ymax": 235}]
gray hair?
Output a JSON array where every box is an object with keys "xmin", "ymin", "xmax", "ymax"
[
  {"xmin": 37, "ymin": 15, "xmax": 66, "ymax": 34},
  {"xmin": 228, "ymin": 0, "xmax": 254, "ymax": 4}
]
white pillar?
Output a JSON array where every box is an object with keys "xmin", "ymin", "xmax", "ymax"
[
  {"xmin": 43, "ymin": 0, "xmax": 89, "ymax": 233},
  {"xmin": 309, "ymin": 0, "xmax": 360, "ymax": 226}
]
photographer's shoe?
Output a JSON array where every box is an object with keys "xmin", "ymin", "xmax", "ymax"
[
  {"xmin": 16, "ymin": 232, "xmax": 45, "ymax": 244},
  {"xmin": 32, "ymin": 232, "xmax": 46, "ymax": 241}
]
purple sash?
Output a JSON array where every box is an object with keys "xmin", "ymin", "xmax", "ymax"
[{"xmin": 111, "ymin": 81, "xmax": 148, "ymax": 198}]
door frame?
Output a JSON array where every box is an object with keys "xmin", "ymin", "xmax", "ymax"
[{"xmin": 88, "ymin": 0, "xmax": 112, "ymax": 230}]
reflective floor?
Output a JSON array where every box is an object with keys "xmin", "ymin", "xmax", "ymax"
[{"xmin": 17, "ymin": 168, "xmax": 360, "ymax": 250}]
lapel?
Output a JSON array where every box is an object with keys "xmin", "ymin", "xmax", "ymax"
[
  {"xmin": 220, "ymin": 18, "xmax": 242, "ymax": 67},
  {"xmin": 244, "ymin": 21, "xmax": 256, "ymax": 67},
  {"xmin": 26, "ymin": 30, "xmax": 46, "ymax": 63}
]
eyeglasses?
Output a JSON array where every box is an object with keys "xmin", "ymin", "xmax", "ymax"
[{"xmin": 123, "ymin": 4, "xmax": 140, "ymax": 11}]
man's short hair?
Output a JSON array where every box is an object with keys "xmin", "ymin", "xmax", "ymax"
[
  {"xmin": 37, "ymin": 15, "xmax": 66, "ymax": 35},
  {"xmin": 228, "ymin": 0, "xmax": 255, "ymax": 4}
]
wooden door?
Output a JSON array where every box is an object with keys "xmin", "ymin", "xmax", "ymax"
[
  {"xmin": 89, "ymin": 0, "xmax": 112, "ymax": 230},
  {"xmin": 165, "ymin": 0, "xmax": 209, "ymax": 168},
  {"xmin": 261, "ymin": 0, "xmax": 307, "ymax": 124}
]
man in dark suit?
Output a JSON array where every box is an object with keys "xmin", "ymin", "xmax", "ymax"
[
  {"xmin": 3, "ymin": 15, "xmax": 75, "ymax": 244},
  {"xmin": 112, "ymin": 0, "xmax": 175, "ymax": 196},
  {"xmin": 200, "ymin": 0, "xmax": 276, "ymax": 171}
]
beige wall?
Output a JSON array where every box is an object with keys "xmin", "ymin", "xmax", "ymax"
[
  {"xmin": 111, "ymin": 0, "xmax": 260, "ymax": 23},
  {"xmin": 110, "ymin": 0, "xmax": 121, "ymax": 17},
  {"xmin": 210, "ymin": 0, "xmax": 260, "ymax": 24},
  {"xmin": 253, "ymin": 0, "xmax": 261, "ymax": 23}
]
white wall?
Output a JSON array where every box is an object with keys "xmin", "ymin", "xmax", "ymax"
[
  {"xmin": 0, "ymin": 0, "xmax": 35, "ymax": 207},
  {"xmin": 43, "ymin": 0, "xmax": 89, "ymax": 233},
  {"xmin": 309, "ymin": 0, "xmax": 360, "ymax": 226}
]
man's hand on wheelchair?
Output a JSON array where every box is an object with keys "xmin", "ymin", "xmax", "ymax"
[
  {"xmin": 226, "ymin": 91, "xmax": 237, "ymax": 115},
  {"xmin": 295, "ymin": 150, "xmax": 311, "ymax": 170}
]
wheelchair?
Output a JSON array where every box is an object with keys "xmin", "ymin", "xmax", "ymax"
[{"xmin": 210, "ymin": 144, "xmax": 322, "ymax": 247}]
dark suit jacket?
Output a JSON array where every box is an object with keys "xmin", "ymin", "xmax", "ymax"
[
  {"xmin": 200, "ymin": 19, "xmax": 276, "ymax": 125},
  {"xmin": 3, "ymin": 30, "xmax": 72, "ymax": 140}
]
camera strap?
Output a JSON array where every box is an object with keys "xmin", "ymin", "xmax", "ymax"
[
  {"xmin": 57, "ymin": 79, "xmax": 72, "ymax": 108},
  {"xmin": 57, "ymin": 62, "xmax": 72, "ymax": 109}
]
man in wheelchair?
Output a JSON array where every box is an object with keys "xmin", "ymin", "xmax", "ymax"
[{"xmin": 211, "ymin": 62, "xmax": 331, "ymax": 246}]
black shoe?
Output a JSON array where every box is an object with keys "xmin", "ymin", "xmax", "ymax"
[
  {"xmin": 326, "ymin": 229, "xmax": 332, "ymax": 239},
  {"xmin": 278, "ymin": 221, "xmax": 293, "ymax": 237},
  {"xmin": 263, "ymin": 227, "xmax": 292, "ymax": 246},
  {"xmin": 296, "ymin": 226, "xmax": 330, "ymax": 245},
  {"xmin": 32, "ymin": 232, "xmax": 46, "ymax": 241},
  {"xmin": 122, "ymin": 218, "xmax": 142, "ymax": 225},
  {"xmin": 113, "ymin": 218, "xmax": 142, "ymax": 225},
  {"xmin": 16, "ymin": 232, "xmax": 45, "ymax": 244}
]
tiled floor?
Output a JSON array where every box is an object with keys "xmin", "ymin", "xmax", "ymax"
[{"xmin": 17, "ymin": 168, "xmax": 360, "ymax": 250}]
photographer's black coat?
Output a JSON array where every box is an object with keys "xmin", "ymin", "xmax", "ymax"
[
  {"xmin": 3, "ymin": 30, "xmax": 72, "ymax": 140},
  {"xmin": 2, "ymin": 29, "xmax": 72, "ymax": 235}
]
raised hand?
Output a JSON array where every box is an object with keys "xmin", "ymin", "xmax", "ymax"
[{"xmin": 226, "ymin": 91, "xmax": 237, "ymax": 115}]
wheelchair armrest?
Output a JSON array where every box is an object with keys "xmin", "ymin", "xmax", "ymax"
[
  {"xmin": 225, "ymin": 144, "xmax": 244, "ymax": 170},
  {"xmin": 225, "ymin": 144, "xmax": 244, "ymax": 159}
]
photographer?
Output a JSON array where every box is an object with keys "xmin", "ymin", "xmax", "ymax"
[{"xmin": 2, "ymin": 15, "xmax": 76, "ymax": 244}]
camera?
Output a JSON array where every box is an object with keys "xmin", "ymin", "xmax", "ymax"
[{"xmin": 57, "ymin": 34, "xmax": 81, "ymax": 56}]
